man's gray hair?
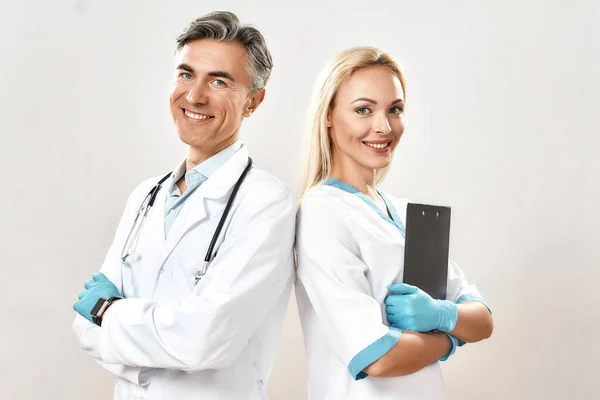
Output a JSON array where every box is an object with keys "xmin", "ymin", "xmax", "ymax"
[{"xmin": 175, "ymin": 11, "xmax": 273, "ymax": 93}]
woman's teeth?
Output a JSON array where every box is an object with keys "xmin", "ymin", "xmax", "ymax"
[
  {"xmin": 184, "ymin": 110, "xmax": 211, "ymax": 120},
  {"xmin": 364, "ymin": 142, "xmax": 390, "ymax": 149}
]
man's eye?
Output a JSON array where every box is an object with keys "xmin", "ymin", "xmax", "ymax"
[{"xmin": 180, "ymin": 72, "xmax": 192, "ymax": 80}]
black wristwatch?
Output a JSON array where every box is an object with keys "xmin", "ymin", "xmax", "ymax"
[{"xmin": 90, "ymin": 296, "xmax": 121, "ymax": 326}]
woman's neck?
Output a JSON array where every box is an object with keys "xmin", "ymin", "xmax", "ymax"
[
  {"xmin": 330, "ymin": 155, "xmax": 391, "ymax": 217},
  {"xmin": 330, "ymin": 155, "xmax": 378, "ymax": 197}
]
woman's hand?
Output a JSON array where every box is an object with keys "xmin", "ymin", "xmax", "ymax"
[{"xmin": 385, "ymin": 283, "xmax": 458, "ymax": 333}]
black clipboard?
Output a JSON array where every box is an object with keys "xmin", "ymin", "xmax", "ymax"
[{"xmin": 403, "ymin": 203, "xmax": 451, "ymax": 300}]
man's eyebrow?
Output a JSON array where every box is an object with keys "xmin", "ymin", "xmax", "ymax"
[
  {"xmin": 176, "ymin": 63, "xmax": 194, "ymax": 73},
  {"xmin": 208, "ymin": 71, "xmax": 235, "ymax": 82},
  {"xmin": 175, "ymin": 65, "xmax": 235, "ymax": 82}
]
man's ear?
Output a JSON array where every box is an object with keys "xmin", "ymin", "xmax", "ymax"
[{"xmin": 244, "ymin": 88, "xmax": 266, "ymax": 117}]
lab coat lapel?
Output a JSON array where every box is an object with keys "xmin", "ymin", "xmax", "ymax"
[
  {"xmin": 163, "ymin": 145, "xmax": 250, "ymax": 255},
  {"xmin": 163, "ymin": 191, "xmax": 207, "ymax": 254},
  {"xmin": 146, "ymin": 180, "xmax": 168, "ymax": 246},
  {"xmin": 133, "ymin": 179, "xmax": 169, "ymax": 295}
]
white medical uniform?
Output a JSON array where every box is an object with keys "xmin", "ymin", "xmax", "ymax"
[
  {"xmin": 73, "ymin": 144, "xmax": 295, "ymax": 400},
  {"xmin": 295, "ymin": 180, "xmax": 488, "ymax": 400}
]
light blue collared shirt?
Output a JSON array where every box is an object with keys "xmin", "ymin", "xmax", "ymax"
[{"xmin": 164, "ymin": 141, "xmax": 242, "ymax": 237}]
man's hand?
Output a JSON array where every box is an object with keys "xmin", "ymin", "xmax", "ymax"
[{"xmin": 73, "ymin": 273, "xmax": 121, "ymax": 323}]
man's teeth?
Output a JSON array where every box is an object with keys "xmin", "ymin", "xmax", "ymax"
[
  {"xmin": 364, "ymin": 142, "xmax": 390, "ymax": 149},
  {"xmin": 184, "ymin": 110, "xmax": 211, "ymax": 120}
]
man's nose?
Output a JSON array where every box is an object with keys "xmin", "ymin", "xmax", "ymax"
[{"xmin": 186, "ymin": 81, "xmax": 209, "ymax": 105}]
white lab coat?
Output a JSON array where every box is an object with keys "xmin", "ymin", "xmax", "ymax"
[
  {"xmin": 295, "ymin": 184, "xmax": 486, "ymax": 400},
  {"xmin": 73, "ymin": 145, "xmax": 295, "ymax": 400}
]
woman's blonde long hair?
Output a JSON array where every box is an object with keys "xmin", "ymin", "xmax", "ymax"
[{"xmin": 297, "ymin": 46, "xmax": 406, "ymax": 202}]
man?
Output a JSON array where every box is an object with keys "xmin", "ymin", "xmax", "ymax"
[{"xmin": 73, "ymin": 11, "xmax": 295, "ymax": 400}]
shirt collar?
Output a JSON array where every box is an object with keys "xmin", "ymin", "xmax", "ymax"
[
  {"xmin": 194, "ymin": 140, "xmax": 242, "ymax": 179},
  {"xmin": 168, "ymin": 141, "xmax": 242, "ymax": 194}
]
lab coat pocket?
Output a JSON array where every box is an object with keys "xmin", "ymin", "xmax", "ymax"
[
  {"xmin": 359, "ymin": 240, "xmax": 405, "ymax": 304},
  {"xmin": 113, "ymin": 377, "xmax": 131, "ymax": 400},
  {"xmin": 167, "ymin": 250, "xmax": 199, "ymax": 298},
  {"xmin": 252, "ymin": 361, "xmax": 268, "ymax": 400}
]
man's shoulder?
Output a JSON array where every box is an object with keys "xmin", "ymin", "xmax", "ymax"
[
  {"xmin": 243, "ymin": 167, "xmax": 292, "ymax": 201},
  {"xmin": 126, "ymin": 173, "xmax": 170, "ymax": 203}
]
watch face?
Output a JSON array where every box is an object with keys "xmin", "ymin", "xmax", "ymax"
[{"xmin": 90, "ymin": 298, "xmax": 106, "ymax": 317}]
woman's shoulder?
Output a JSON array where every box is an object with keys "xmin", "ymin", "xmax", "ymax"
[
  {"xmin": 300, "ymin": 185, "xmax": 410, "ymax": 216},
  {"xmin": 300, "ymin": 183, "xmax": 356, "ymax": 205},
  {"xmin": 296, "ymin": 185, "xmax": 358, "ymax": 243},
  {"xmin": 298, "ymin": 184, "xmax": 355, "ymax": 220}
]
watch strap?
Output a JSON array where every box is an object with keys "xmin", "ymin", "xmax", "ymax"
[{"xmin": 91, "ymin": 296, "xmax": 121, "ymax": 326}]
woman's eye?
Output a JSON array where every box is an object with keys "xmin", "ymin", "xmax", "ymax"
[
  {"xmin": 389, "ymin": 107, "xmax": 404, "ymax": 115},
  {"xmin": 356, "ymin": 107, "xmax": 372, "ymax": 115}
]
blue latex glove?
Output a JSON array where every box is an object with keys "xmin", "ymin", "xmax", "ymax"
[
  {"xmin": 73, "ymin": 272, "xmax": 121, "ymax": 323},
  {"xmin": 385, "ymin": 283, "xmax": 458, "ymax": 333},
  {"xmin": 439, "ymin": 333, "xmax": 459, "ymax": 362}
]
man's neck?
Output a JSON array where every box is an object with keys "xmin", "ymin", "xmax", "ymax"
[{"xmin": 185, "ymin": 138, "xmax": 237, "ymax": 171}]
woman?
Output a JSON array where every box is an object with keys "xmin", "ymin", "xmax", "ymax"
[{"xmin": 295, "ymin": 47, "xmax": 493, "ymax": 399}]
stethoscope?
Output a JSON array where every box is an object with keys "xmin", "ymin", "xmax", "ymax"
[{"xmin": 120, "ymin": 157, "xmax": 253, "ymax": 284}]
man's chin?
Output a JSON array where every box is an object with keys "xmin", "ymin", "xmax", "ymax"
[{"xmin": 176, "ymin": 130, "xmax": 208, "ymax": 147}]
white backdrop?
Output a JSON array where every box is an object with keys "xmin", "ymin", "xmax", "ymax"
[{"xmin": 1, "ymin": 0, "xmax": 598, "ymax": 399}]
